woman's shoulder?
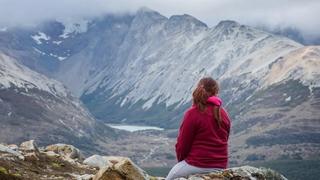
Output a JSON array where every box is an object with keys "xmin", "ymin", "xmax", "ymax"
[
  {"xmin": 183, "ymin": 106, "xmax": 201, "ymax": 118},
  {"xmin": 187, "ymin": 105, "xmax": 200, "ymax": 113}
]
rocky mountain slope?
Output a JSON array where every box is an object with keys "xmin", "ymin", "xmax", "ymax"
[
  {"xmin": 0, "ymin": 7, "xmax": 319, "ymax": 172},
  {"xmin": 0, "ymin": 140, "xmax": 287, "ymax": 180},
  {"xmin": 1, "ymin": 8, "xmax": 317, "ymax": 127},
  {"xmin": 225, "ymin": 46, "xmax": 320, "ymax": 164},
  {"xmin": 0, "ymin": 53, "xmax": 118, "ymax": 153}
]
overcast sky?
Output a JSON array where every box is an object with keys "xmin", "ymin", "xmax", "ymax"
[{"xmin": 0, "ymin": 0, "xmax": 319, "ymax": 39}]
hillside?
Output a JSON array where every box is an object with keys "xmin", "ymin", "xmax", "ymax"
[
  {"xmin": 0, "ymin": 7, "xmax": 319, "ymax": 174},
  {"xmin": 0, "ymin": 53, "xmax": 119, "ymax": 154}
]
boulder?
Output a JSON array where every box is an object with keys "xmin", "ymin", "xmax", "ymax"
[
  {"xmin": 83, "ymin": 155, "xmax": 109, "ymax": 169},
  {"xmin": 45, "ymin": 144, "xmax": 84, "ymax": 163},
  {"xmin": 174, "ymin": 165, "xmax": 287, "ymax": 180},
  {"xmin": 93, "ymin": 156, "xmax": 149, "ymax": 180},
  {"xmin": 43, "ymin": 151, "xmax": 60, "ymax": 158},
  {"xmin": 7, "ymin": 144, "xmax": 19, "ymax": 151},
  {"xmin": 0, "ymin": 144, "xmax": 24, "ymax": 160},
  {"xmin": 19, "ymin": 140, "xmax": 40, "ymax": 160},
  {"xmin": 19, "ymin": 140, "xmax": 39, "ymax": 152},
  {"xmin": 74, "ymin": 174, "xmax": 94, "ymax": 180}
]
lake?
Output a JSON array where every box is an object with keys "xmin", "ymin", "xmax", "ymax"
[{"xmin": 107, "ymin": 124, "xmax": 164, "ymax": 132}]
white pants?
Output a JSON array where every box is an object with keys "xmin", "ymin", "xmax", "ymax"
[{"xmin": 165, "ymin": 160, "xmax": 223, "ymax": 180}]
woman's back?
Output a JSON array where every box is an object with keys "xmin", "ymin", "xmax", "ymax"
[
  {"xmin": 167, "ymin": 77, "xmax": 231, "ymax": 180},
  {"xmin": 178, "ymin": 105, "xmax": 230, "ymax": 168}
]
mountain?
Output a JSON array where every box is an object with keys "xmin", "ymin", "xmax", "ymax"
[
  {"xmin": 227, "ymin": 46, "xmax": 320, "ymax": 164},
  {"xmin": 0, "ymin": 52, "xmax": 119, "ymax": 154},
  {"xmin": 77, "ymin": 15, "xmax": 304, "ymax": 128},
  {"xmin": 0, "ymin": 8, "xmax": 319, "ymax": 166}
]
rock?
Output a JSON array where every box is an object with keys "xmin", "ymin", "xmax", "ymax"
[
  {"xmin": 1, "ymin": 141, "xmax": 97, "ymax": 179},
  {"xmin": 45, "ymin": 144, "xmax": 84, "ymax": 163},
  {"xmin": 93, "ymin": 156, "xmax": 149, "ymax": 180},
  {"xmin": 20, "ymin": 140, "xmax": 39, "ymax": 152},
  {"xmin": 43, "ymin": 151, "xmax": 60, "ymax": 158},
  {"xmin": 176, "ymin": 165, "xmax": 287, "ymax": 180},
  {"xmin": 75, "ymin": 174, "xmax": 94, "ymax": 180},
  {"xmin": 0, "ymin": 144, "xmax": 24, "ymax": 160},
  {"xmin": 19, "ymin": 140, "xmax": 40, "ymax": 160},
  {"xmin": 1, "ymin": 141, "xmax": 288, "ymax": 180},
  {"xmin": 84, "ymin": 155, "xmax": 109, "ymax": 169},
  {"xmin": 7, "ymin": 144, "xmax": 19, "ymax": 151}
]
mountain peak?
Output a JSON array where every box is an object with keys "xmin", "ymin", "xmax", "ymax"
[
  {"xmin": 168, "ymin": 14, "xmax": 208, "ymax": 28},
  {"xmin": 215, "ymin": 20, "xmax": 240, "ymax": 29},
  {"xmin": 134, "ymin": 7, "xmax": 167, "ymax": 24},
  {"xmin": 136, "ymin": 7, "xmax": 165, "ymax": 18}
]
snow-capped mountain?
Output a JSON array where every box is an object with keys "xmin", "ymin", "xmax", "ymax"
[
  {"xmin": 76, "ymin": 9, "xmax": 307, "ymax": 127},
  {"xmin": 0, "ymin": 53, "xmax": 67, "ymax": 97},
  {"xmin": 224, "ymin": 46, "xmax": 320, "ymax": 163},
  {"xmin": 0, "ymin": 8, "xmax": 319, "ymax": 163},
  {"xmin": 0, "ymin": 52, "xmax": 118, "ymax": 152}
]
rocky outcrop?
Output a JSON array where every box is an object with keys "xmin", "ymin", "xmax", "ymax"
[
  {"xmin": 19, "ymin": 140, "xmax": 40, "ymax": 160},
  {"xmin": 93, "ymin": 157, "xmax": 149, "ymax": 180},
  {"xmin": 0, "ymin": 140, "xmax": 287, "ymax": 180},
  {"xmin": 0, "ymin": 53, "xmax": 120, "ymax": 157},
  {"xmin": 45, "ymin": 143, "xmax": 85, "ymax": 163},
  {"xmin": 177, "ymin": 166, "xmax": 287, "ymax": 180},
  {"xmin": 0, "ymin": 144, "xmax": 24, "ymax": 160},
  {"xmin": 0, "ymin": 140, "xmax": 96, "ymax": 179},
  {"xmin": 83, "ymin": 155, "xmax": 109, "ymax": 168}
]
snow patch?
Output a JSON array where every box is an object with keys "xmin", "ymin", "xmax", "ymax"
[
  {"xmin": 0, "ymin": 53, "xmax": 68, "ymax": 97},
  {"xmin": 120, "ymin": 97, "xmax": 129, "ymax": 107},
  {"xmin": 59, "ymin": 119, "xmax": 67, "ymax": 126},
  {"xmin": 285, "ymin": 96, "xmax": 291, "ymax": 102},
  {"xmin": 142, "ymin": 96, "xmax": 158, "ymax": 110},
  {"xmin": 58, "ymin": 56, "xmax": 67, "ymax": 61},
  {"xmin": 33, "ymin": 47, "xmax": 46, "ymax": 55},
  {"xmin": 53, "ymin": 40, "xmax": 62, "ymax": 45},
  {"xmin": 31, "ymin": 32, "xmax": 50, "ymax": 44},
  {"xmin": 49, "ymin": 53, "xmax": 67, "ymax": 61}
]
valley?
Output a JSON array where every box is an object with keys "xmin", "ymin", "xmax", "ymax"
[{"xmin": 0, "ymin": 7, "xmax": 319, "ymax": 179}]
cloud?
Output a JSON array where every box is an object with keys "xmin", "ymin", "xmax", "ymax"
[{"xmin": 0, "ymin": 0, "xmax": 319, "ymax": 40}]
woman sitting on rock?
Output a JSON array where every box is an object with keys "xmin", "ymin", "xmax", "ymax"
[{"xmin": 166, "ymin": 77, "xmax": 231, "ymax": 180}]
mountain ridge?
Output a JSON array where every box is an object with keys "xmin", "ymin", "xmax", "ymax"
[
  {"xmin": 0, "ymin": 8, "xmax": 319, "ymax": 169},
  {"xmin": 0, "ymin": 52, "xmax": 120, "ymax": 154}
]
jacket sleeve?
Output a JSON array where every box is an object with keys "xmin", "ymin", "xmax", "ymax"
[
  {"xmin": 221, "ymin": 108, "xmax": 231, "ymax": 140},
  {"xmin": 175, "ymin": 110, "xmax": 197, "ymax": 162}
]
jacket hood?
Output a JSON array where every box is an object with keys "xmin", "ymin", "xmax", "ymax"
[{"xmin": 207, "ymin": 96, "xmax": 222, "ymax": 106}]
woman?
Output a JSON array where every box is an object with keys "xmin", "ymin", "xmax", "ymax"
[{"xmin": 166, "ymin": 77, "xmax": 231, "ymax": 180}]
